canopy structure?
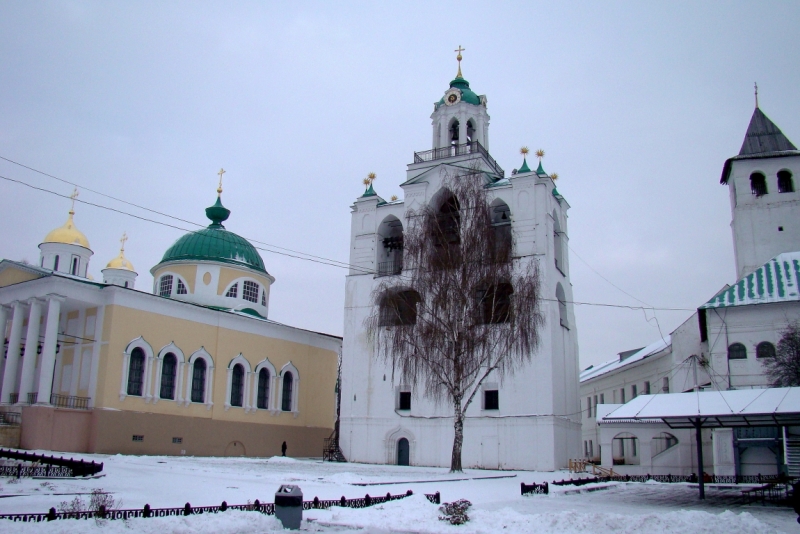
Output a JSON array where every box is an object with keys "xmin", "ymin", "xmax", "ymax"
[{"xmin": 602, "ymin": 387, "xmax": 800, "ymax": 499}]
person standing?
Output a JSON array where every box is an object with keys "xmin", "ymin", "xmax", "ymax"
[{"xmin": 281, "ymin": 441, "xmax": 287, "ymax": 457}]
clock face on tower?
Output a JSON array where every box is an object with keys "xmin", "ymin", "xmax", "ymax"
[{"xmin": 444, "ymin": 89, "xmax": 461, "ymax": 106}]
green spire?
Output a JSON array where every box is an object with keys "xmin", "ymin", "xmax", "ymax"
[
  {"xmin": 518, "ymin": 157, "xmax": 531, "ymax": 174},
  {"xmin": 205, "ymin": 196, "xmax": 231, "ymax": 228},
  {"xmin": 361, "ymin": 183, "xmax": 376, "ymax": 197},
  {"xmin": 536, "ymin": 161, "xmax": 546, "ymax": 175}
]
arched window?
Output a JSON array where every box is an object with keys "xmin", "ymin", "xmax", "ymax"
[
  {"xmin": 466, "ymin": 120, "xmax": 475, "ymax": 143},
  {"xmin": 282, "ymin": 372, "xmax": 294, "ymax": 411},
  {"xmin": 159, "ymin": 275, "xmax": 173, "ymax": 297},
  {"xmin": 750, "ymin": 172, "xmax": 768, "ymax": 196},
  {"xmin": 449, "ymin": 119, "xmax": 460, "ymax": 145},
  {"xmin": 652, "ymin": 432, "xmax": 678, "ymax": 457},
  {"xmin": 261, "ymin": 290, "xmax": 266, "ymax": 307},
  {"xmin": 553, "ymin": 211, "xmax": 564, "ymax": 272},
  {"xmin": 728, "ymin": 342, "xmax": 747, "ymax": 360},
  {"xmin": 230, "ymin": 364, "xmax": 244, "ymax": 407},
  {"xmin": 756, "ymin": 341, "xmax": 776, "ymax": 359},
  {"xmin": 490, "ymin": 199, "xmax": 511, "ymax": 263},
  {"xmin": 556, "ymin": 283, "xmax": 568, "ymax": 328},
  {"xmin": 71, "ymin": 257, "xmax": 79, "ymax": 275},
  {"xmin": 242, "ymin": 280, "xmax": 260, "ymax": 303},
  {"xmin": 191, "ymin": 358, "xmax": 207, "ymax": 403},
  {"xmin": 612, "ymin": 432, "xmax": 640, "ymax": 465},
  {"xmin": 778, "ymin": 170, "xmax": 795, "ymax": 193},
  {"xmin": 377, "ymin": 216, "xmax": 404, "ymax": 276},
  {"xmin": 257, "ymin": 368, "xmax": 270, "ymax": 409},
  {"xmin": 159, "ymin": 353, "xmax": 177, "ymax": 400},
  {"xmin": 53, "ymin": 255, "xmax": 59, "ymax": 271},
  {"xmin": 176, "ymin": 279, "xmax": 188, "ymax": 295},
  {"xmin": 226, "ymin": 283, "xmax": 239, "ymax": 298},
  {"xmin": 434, "ymin": 191, "xmax": 461, "ymax": 249},
  {"xmin": 379, "ymin": 290, "xmax": 420, "ymax": 326},
  {"xmin": 475, "ymin": 282, "xmax": 513, "ymax": 324},
  {"xmin": 127, "ymin": 348, "xmax": 145, "ymax": 396}
]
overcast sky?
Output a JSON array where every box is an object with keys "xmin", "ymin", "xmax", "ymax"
[{"xmin": 1, "ymin": 1, "xmax": 798, "ymax": 370}]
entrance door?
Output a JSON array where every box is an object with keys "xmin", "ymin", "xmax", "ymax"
[{"xmin": 397, "ymin": 438, "xmax": 410, "ymax": 466}]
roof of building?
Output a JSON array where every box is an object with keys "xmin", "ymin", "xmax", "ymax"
[
  {"xmin": 739, "ymin": 107, "xmax": 797, "ymax": 156},
  {"xmin": 105, "ymin": 249, "xmax": 135, "ymax": 272},
  {"xmin": 720, "ymin": 107, "xmax": 799, "ymax": 184},
  {"xmin": 437, "ymin": 76, "xmax": 482, "ymax": 106},
  {"xmin": 580, "ymin": 336, "xmax": 671, "ymax": 383},
  {"xmin": 700, "ymin": 251, "xmax": 800, "ymax": 309},
  {"xmin": 602, "ymin": 387, "xmax": 800, "ymax": 428},
  {"xmin": 156, "ymin": 197, "xmax": 268, "ymax": 275},
  {"xmin": 42, "ymin": 211, "xmax": 90, "ymax": 249}
]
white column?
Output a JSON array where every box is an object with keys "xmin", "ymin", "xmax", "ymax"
[
  {"xmin": 1, "ymin": 301, "xmax": 26, "ymax": 403},
  {"xmin": 224, "ymin": 367, "xmax": 232, "ymax": 411},
  {"xmin": 0, "ymin": 305, "xmax": 9, "ymax": 387},
  {"xmin": 205, "ymin": 364, "xmax": 214, "ymax": 410},
  {"xmin": 18, "ymin": 298, "xmax": 43, "ymax": 404},
  {"xmin": 35, "ymin": 295, "xmax": 64, "ymax": 405}
]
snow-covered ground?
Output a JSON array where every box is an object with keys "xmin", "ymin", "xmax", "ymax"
[{"xmin": 0, "ymin": 452, "xmax": 796, "ymax": 533}]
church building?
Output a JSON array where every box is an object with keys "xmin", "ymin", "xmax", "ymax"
[
  {"xmin": 339, "ymin": 53, "xmax": 581, "ymax": 471},
  {"xmin": 0, "ymin": 178, "xmax": 341, "ymax": 457}
]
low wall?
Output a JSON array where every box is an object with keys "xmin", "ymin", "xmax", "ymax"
[
  {"xmin": 0, "ymin": 426, "xmax": 20, "ymax": 448},
  {"xmin": 20, "ymin": 406, "xmax": 92, "ymax": 453}
]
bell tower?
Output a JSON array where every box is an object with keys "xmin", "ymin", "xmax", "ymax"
[{"xmin": 431, "ymin": 46, "xmax": 490, "ymax": 151}]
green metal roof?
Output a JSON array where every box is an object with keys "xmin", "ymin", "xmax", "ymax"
[
  {"xmin": 156, "ymin": 197, "xmax": 267, "ymax": 274},
  {"xmin": 437, "ymin": 76, "xmax": 482, "ymax": 106},
  {"xmin": 518, "ymin": 157, "xmax": 531, "ymax": 174},
  {"xmin": 701, "ymin": 251, "xmax": 800, "ymax": 308},
  {"xmin": 536, "ymin": 161, "xmax": 546, "ymax": 175}
]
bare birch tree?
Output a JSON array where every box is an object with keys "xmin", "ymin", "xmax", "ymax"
[
  {"xmin": 761, "ymin": 322, "xmax": 800, "ymax": 387},
  {"xmin": 365, "ymin": 167, "xmax": 545, "ymax": 472}
]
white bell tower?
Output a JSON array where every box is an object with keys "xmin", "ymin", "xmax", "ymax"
[{"xmin": 430, "ymin": 46, "xmax": 490, "ymax": 151}]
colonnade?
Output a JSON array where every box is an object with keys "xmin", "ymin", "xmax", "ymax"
[{"xmin": 0, "ymin": 295, "xmax": 64, "ymax": 406}]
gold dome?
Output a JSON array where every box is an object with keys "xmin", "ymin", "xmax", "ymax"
[
  {"xmin": 43, "ymin": 211, "xmax": 90, "ymax": 249},
  {"xmin": 105, "ymin": 250, "xmax": 135, "ymax": 272}
]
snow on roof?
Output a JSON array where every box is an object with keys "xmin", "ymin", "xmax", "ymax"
[
  {"xmin": 580, "ymin": 336, "xmax": 671, "ymax": 383},
  {"xmin": 700, "ymin": 251, "xmax": 800, "ymax": 309},
  {"xmin": 602, "ymin": 387, "xmax": 800, "ymax": 428}
]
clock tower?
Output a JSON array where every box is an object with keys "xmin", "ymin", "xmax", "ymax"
[{"xmin": 431, "ymin": 46, "xmax": 490, "ymax": 151}]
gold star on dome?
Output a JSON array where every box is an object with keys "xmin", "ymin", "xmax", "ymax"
[
  {"xmin": 520, "ymin": 147, "xmax": 529, "ymax": 156},
  {"xmin": 550, "ymin": 172, "xmax": 559, "ymax": 181},
  {"xmin": 535, "ymin": 149, "xmax": 545, "ymax": 160}
]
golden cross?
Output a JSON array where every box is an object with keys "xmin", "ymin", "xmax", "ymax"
[
  {"xmin": 754, "ymin": 82, "xmax": 759, "ymax": 109},
  {"xmin": 69, "ymin": 187, "xmax": 79, "ymax": 213},
  {"xmin": 217, "ymin": 168, "xmax": 226, "ymax": 195},
  {"xmin": 120, "ymin": 232, "xmax": 128, "ymax": 252},
  {"xmin": 454, "ymin": 45, "xmax": 465, "ymax": 78}
]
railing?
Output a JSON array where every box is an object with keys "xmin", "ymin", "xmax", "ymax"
[
  {"xmin": 0, "ymin": 448, "xmax": 104, "ymax": 477},
  {"xmin": 0, "ymin": 490, "xmax": 441, "ymax": 522},
  {"xmin": 551, "ymin": 473, "xmax": 788, "ymax": 487},
  {"xmin": 0, "ymin": 412, "xmax": 21, "ymax": 426},
  {"xmin": 50, "ymin": 394, "xmax": 90, "ymax": 410},
  {"xmin": 377, "ymin": 260, "xmax": 403, "ymax": 277},
  {"xmin": 413, "ymin": 141, "xmax": 505, "ymax": 178},
  {"xmin": 521, "ymin": 482, "xmax": 549, "ymax": 495},
  {"xmin": 8, "ymin": 393, "xmax": 18, "ymax": 405},
  {"xmin": 26, "ymin": 392, "xmax": 37, "ymax": 405}
]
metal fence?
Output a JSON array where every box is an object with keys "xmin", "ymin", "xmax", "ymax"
[
  {"xmin": 50, "ymin": 394, "xmax": 91, "ymax": 410},
  {"xmin": 0, "ymin": 490, "xmax": 442, "ymax": 522},
  {"xmin": 521, "ymin": 482, "xmax": 549, "ymax": 495},
  {"xmin": 0, "ymin": 448, "xmax": 103, "ymax": 478},
  {"xmin": 552, "ymin": 473, "xmax": 783, "ymax": 487}
]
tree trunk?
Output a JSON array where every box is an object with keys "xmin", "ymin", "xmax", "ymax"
[{"xmin": 450, "ymin": 395, "xmax": 464, "ymax": 472}]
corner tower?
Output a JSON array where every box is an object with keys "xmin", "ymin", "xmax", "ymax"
[
  {"xmin": 720, "ymin": 95, "xmax": 800, "ymax": 278},
  {"xmin": 39, "ymin": 189, "xmax": 93, "ymax": 277}
]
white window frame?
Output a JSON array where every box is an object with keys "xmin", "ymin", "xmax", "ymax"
[
  {"xmin": 184, "ymin": 348, "xmax": 214, "ymax": 410},
  {"xmin": 224, "ymin": 353, "xmax": 252, "ymax": 412},
  {"xmin": 153, "ymin": 343, "xmax": 185, "ymax": 404},
  {"xmin": 155, "ymin": 272, "xmax": 190, "ymax": 298},
  {"xmin": 278, "ymin": 362, "xmax": 300, "ymax": 417},
  {"xmin": 119, "ymin": 337, "xmax": 154, "ymax": 402},
  {"xmin": 222, "ymin": 277, "xmax": 268, "ymax": 311},
  {"xmin": 252, "ymin": 358, "xmax": 278, "ymax": 413}
]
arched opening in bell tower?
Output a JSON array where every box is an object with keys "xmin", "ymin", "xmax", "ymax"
[
  {"xmin": 467, "ymin": 120, "xmax": 475, "ymax": 143},
  {"xmin": 449, "ymin": 119, "xmax": 460, "ymax": 147}
]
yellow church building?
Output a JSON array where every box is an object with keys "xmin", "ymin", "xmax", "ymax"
[{"xmin": 0, "ymin": 182, "xmax": 341, "ymax": 457}]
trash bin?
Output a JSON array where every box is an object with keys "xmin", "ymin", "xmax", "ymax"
[{"xmin": 274, "ymin": 484, "xmax": 303, "ymax": 529}]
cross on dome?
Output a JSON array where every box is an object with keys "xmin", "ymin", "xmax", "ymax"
[
  {"xmin": 217, "ymin": 168, "xmax": 226, "ymax": 195},
  {"xmin": 454, "ymin": 45, "xmax": 465, "ymax": 78},
  {"xmin": 120, "ymin": 232, "xmax": 128, "ymax": 252},
  {"xmin": 69, "ymin": 187, "xmax": 79, "ymax": 214}
]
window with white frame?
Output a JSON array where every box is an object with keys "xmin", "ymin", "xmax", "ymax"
[
  {"xmin": 257, "ymin": 368, "xmax": 270, "ymax": 409},
  {"xmin": 160, "ymin": 353, "xmax": 177, "ymax": 400},
  {"xmin": 242, "ymin": 280, "xmax": 259, "ymax": 303},
  {"xmin": 281, "ymin": 372, "xmax": 294, "ymax": 411},
  {"xmin": 191, "ymin": 359, "xmax": 207, "ymax": 403},
  {"xmin": 176, "ymin": 279, "xmax": 188, "ymax": 295},
  {"xmin": 159, "ymin": 275, "xmax": 173, "ymax": 297},
  {"xmin": 230, "ymin": 364, "xmax": 244, "ymax": 407},
  {"xmin": 127, "ymin": 348, "xmax": 145, "ymax": 396},
  {"xmin": 261, "ymin": 291, "xmax": 266, "ymax": 307},
  {"xmin": 226, "ymin": 283, "xmax": 238, "ymax": 298}
]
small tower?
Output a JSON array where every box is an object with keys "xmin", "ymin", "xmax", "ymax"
[
  {"xmin": 39, "ymin": 188, "xmax": 93, "ymax": 277},
  {"xmin": 103, "ymin": 232, "xmax": 138, "ymax": 288},
  {"xmin": 430, "ymin": 46, "xmax": 490, "ymax": 151},
  {"xmin": 720, "ymin": 89, "xmax": 799, "ymax": 278}
]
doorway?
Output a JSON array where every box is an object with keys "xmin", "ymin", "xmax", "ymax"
[{"xmin": 397, "ymin": 438, "xmax": 409, "ymax": 466}]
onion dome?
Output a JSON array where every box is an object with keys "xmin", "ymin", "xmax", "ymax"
[
  {"xmin": 43, "ymin": 210, "xmax": 90, "ymax": 249},
  {"xmin": 438, "ymin": 76, "xmax": 482, "ymax": 106},
  {"xmin": 156, "ymin": 196, "xmax": 267, "ymax": 274},
  {"xmin": 105, "ymin": 233, "xmax": 135, "ymax": 271}
]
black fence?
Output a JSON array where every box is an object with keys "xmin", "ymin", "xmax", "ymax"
[
  {"xmin": 521, "ymin": 482, "xmax": 549, "ymax": 495},
  {"xmin": 0, "ymin": 448, "xmax": 103, "ymax": 478},
  {"xmin": 50, "ymin": 394, "xmax": 91, "ymax": 410},
  {"xmin": 0, "ymin": 490, "xmax": 442, "ymax": 523},
  {"xmin": 0, "ymin": 412, "xmax": 20, "ymax": 426},
  {"xmin": 552, "ymin": 473, "xmax": 784, "ymax": 487}
]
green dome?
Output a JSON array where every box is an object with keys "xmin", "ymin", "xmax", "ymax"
[
  {"xmin": 157, "ymin": 197, "xmax": 267, "ymax": 274},
  {"xmin": 438, "ymin": 76, "xmax": 482, "ymax": 106}
]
